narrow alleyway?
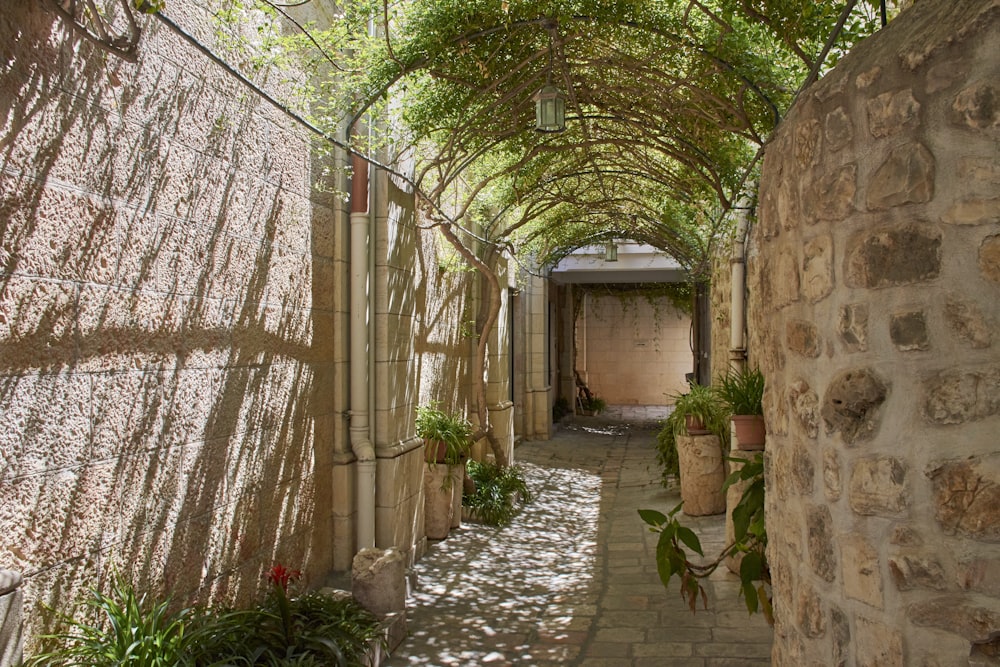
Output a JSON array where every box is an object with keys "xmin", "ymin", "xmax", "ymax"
[{"xmin": 385, "ymin": 410, "xmax": 773, "ymax": 667}]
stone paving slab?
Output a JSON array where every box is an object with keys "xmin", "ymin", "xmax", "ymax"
[{"xmin": 384, "ymin": 414, "xmax": 773, "ymax": 666}]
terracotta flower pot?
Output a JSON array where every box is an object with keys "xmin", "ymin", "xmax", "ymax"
[
  {"xmin": 425, "ymin": 439, "xmax": 448, "ymax": 463},
  {"xmin": 732, "ymin": 415, "xmax": 766, "ymax": 450},
  {"xmin": 685, "ymin": 414, "xmax": 711, "ymax": 435}
]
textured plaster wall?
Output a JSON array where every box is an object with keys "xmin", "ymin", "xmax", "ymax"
[
  {"xmin": 750, "ymin": 2, "xmax": 1000, "ymax": 663},
  {"xmin": 0, "ymin": 1, "xmax": 350, "ymax": 646},
  {"xmin": 578, "ymin": 292, "xmax": 691, "ymax": 405}
]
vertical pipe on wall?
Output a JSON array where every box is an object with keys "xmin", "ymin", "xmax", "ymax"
[
  {"xmin": 350, "ymin": 150, "xmax": 376, "ymax": 551},
  {"xmin": 729, "ymin": 202, "xmax": 750, "ymax": 369}
]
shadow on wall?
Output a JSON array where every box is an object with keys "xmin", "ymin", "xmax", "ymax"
[
  {"xmin": 411, "ymin": 220, "xmax": 474, "ymax": 417},
  {"xmin": 0, "ymin": 2, "xmax": 339, "ymax": 643}
]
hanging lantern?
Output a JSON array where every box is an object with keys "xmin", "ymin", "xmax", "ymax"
[
  {"xmin": 534, "ymin": 84, "xmax": 566, "ymax": 133},
  {"xmin": 604, "ymin": 242, "xmax": 618, "ymax": 262}
]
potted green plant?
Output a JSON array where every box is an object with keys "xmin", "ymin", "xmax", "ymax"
[
  {"xmin": 416, "ymin": 403, "xmax": 474, "ymax": 539},
  {"xmin": 415, "ymin": 402, "xmax": 474, "ymax": 464},
  {"xmin": 669, "ymin": 383, "xmax": 728, "ymax": 437},
  {"xmin": 718, "ymin": 367, "xmax": 766, "ymax": 450},
  {"xmin": 667, "ymin": 382, "xmax": 731, "ymax": 515}
]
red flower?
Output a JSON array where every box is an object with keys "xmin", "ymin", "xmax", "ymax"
[{"xmin": 267, "ymin": 563, "xmax": 301, "ymax": 592}]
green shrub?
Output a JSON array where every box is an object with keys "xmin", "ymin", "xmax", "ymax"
[
  {"xmin": 27, "ymin": 572, "xmax": 194, "ymax": 667},
  {"xmin": 656, "ymin": 383, "xmax": 730, "ymax": 487},
  {"xmin": 463, "ymin": 460, "xmax": 532, "ymax": 526},
  {"xmin": 578, "ymin": 395, "xmax": 606, "ymax": 414},
  {"xmin": 27, "ymin": 566, "xmax": 382, "ymax": 667}
]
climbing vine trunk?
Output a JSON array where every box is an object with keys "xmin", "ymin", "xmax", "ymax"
[{"xmin": 437, "ymin": 222, "xmax": 508, "ymax": 467}]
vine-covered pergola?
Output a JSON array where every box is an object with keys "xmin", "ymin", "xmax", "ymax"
[
  {"xmin": 342, "ymin": 0, "xmax": 886, "ymax": 269},
  {"xmin": 322, "ymin": 0, "xmax": 889, "ymax": 457},
  {"xmin": 59, "ymin": 0, "xmax": 889, "ymax": 458}
]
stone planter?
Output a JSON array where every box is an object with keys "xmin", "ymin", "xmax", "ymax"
[
  {"xmin": 675, "ymin": 434, "xmax": 726, "ymax": 516},
  {"xmin": 424, "ymin": 464, "xmax": 457, "ymax": 540}
]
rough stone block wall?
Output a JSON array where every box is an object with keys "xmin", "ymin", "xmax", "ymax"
[
  {"xmin": 579, "ymin": 293, "xmax": 691, "ymax": 405},
  {"xmin": 0, "ymin": 1, "xmax": 348, "ymax": 647},
  {"xmin": 750, "ymin": 2, "xmax": 1000, "ymax": 664}
]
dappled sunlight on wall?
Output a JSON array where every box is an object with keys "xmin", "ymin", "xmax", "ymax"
[{"xmin": 0, "ymin": 1, "xmax": 343, "ymax": 648}]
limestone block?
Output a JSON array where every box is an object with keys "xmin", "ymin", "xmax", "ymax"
[
  {"xmin": 978, "ymin": 234, "xmax": 1000, "ymax": 283},
  {"xmin": 824, "ymin": 107, "xmax": 853, "ymax": 152},
  {"xmin": 788, "ymin": 380, "xmax": 820, "ymax": 439},
  {"xmin": 950, "ymin": 82, "xmax": 1000, "ymax": 131},
  {"xmin": 845, "ymin": 224, "xmax": 941, "ymax": 288},
  {"xmin": 821, "ymin": 368, "xmax": 888, "ymax": 444},
  {"xmin": 958, "ymin": 156, "xmax": 1000, "ymax": 189},
  {"xmin": 850, "ymin": 457, "xmax": 908, "ymax": 516},
  {"xmin": 791, "ymin": 445, "xmax": 815, "ymax": 496},
  {"xmin": 758, "ymin": 185, "xmax": 781, "ymax": 240},
  {"xmin": 351, "ymin": 547, "xmax": 406, "ymax": 617},
  {"xmin": 942, "ymin": 197, "xmax": 1000, "ymax": 225},
  {"xmin": 855, "ymin": 616, "xmax": 903, "ymax": 667},
  {"xmin": 867, "ymin": 143, "xmax": 935, "ymax": 209},
  {"xmin": 786, "ymin": 319, "xmax": 822, "ymax": 358},
  {"xmin": 777, "ymin": 178, "xmax": 801, "ymax": 232},
  {"xmin": 927, "ymin": 454, "xmax": 1000, "ymax": 541},
  {"xmin": 807, "ymin": 163, "xmax": 857, "ymax": 223},
  {"xmin": 888, "ymin": 554, "xmax": 947, "ymax": 592},
  {"xmin": 806, "ymin": 505, "xmax": 837, "ymax": 583},
  {"xmin": 889, "ymin": 310, "xmax": 929, "ymax": 351},
  {"xmin": 796, "ymin": 582, "xmax": 826, "ymax": 638},
  {"xmin": 944, "ymin": 297, "xmax": 992, "ymax": 349},
  {"xmin": 831, "ymin": 605, "xmax": 851, "ymax": 667},
  {"xmin": 841, "ymin": 535, "xmax": 883, "ymax": 608},
  {"xmin": 801, "ymin": 234, "xmax": 834, "ymax": 303},
  {"xmin": 866, "ymin": 89, "xmax": 921, "ymax": 138},
  {"xmin": 926, "ymin": 59, "xmax": 970, "ymax": 94},
  {"xmin": 795, "ymin": 118, "xmax": 822, "ymax": 168},
  {"xmin": 855, "ymin": 66, "xmax": 882, "ymax": 90},
  {"xmin": 771, "ymin": 251, "xmax": 801, "ymax": 309},
  {"xmin": 823, "ymin": 448, "xmax": 842, "ymax": 501},
  {"xmin": 921, "ymin": 366, "xmax": 1000, "ymax": 425},
  {"xmin": 837, "ymin": 303, "xmax": 869, "ymax": 353},
  {"xmin": 959, "ymin": 558, "xmax": 1000, "ymax": 596},
  {"xmin": 909, "ymin": 596, "xmax": 1000, "ymax": 643},
  {"xmin": 890, "ymin": 525, "xmax": 923, "ymax": 547},
  {"xmin": 675, "ymin": 435, "xmax": 726, "ymax": 516}
]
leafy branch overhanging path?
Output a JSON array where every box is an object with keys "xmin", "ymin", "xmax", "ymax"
[{"xmin": 131, "ymin": 0, "xmax": 885, "ymax": 461}]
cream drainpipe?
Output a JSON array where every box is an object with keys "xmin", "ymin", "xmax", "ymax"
[
  {"xmin": 730, "ymin": 203, "xmax": 750, "ymax": 368},
  {"xmin": 350, "ymin": 151, "xmax": 376, "ymax": 550}
]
